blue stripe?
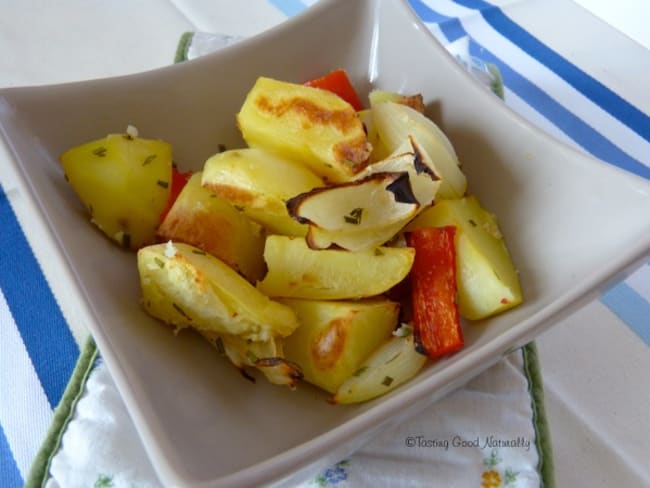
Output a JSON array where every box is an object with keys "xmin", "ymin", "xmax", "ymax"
[
  {"xmin": 268, "ymin": 0, "xmax": 308, "ymax": 17},
  {"xmin": 409, "ymin": 0, "xmax": 466, "ymax": 41},
  {"xmin": 0, "ymin": 423, "xmax": 22, "ymax": 488},
  {"xmin": 451, "ymin": 0, "xmax": 650, "ymax": 142},
  {"xmin": 0, "ymin": 186, "xmax": 79, "ymax": 408},
  {"xmin": 601, "ymin": 282, "xmax": 650, "ymax": 347},
  {"xmin": 409, "ymin": 1, "xmax": 650, "ymax": 180},
  {"xmin": 409, "ymin": 0, "xmax": 451, "ymax": 23},
  {"xmin": 468, "ymin": 43, "xmax": 650, "ymax": 180}
]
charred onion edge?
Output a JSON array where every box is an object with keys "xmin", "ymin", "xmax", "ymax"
[
  {"xmin": 286, "ymin": 171, "xmax": 418, "ymax": 226},
  {"xmin": 385, "ymin": 172, "xmax": 418, "ymax": 205},
  {"xmin": 409, "ymin": 135, "xmax": 440, "ymax": 180}
]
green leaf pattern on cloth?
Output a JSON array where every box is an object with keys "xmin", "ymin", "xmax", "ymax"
[
  {"xmin": 94, "ymin": 474, "xmax": 114, "ymax": 487},
  {"xmin": 482, "ymin": 449, "xmax": 520, "ymax": 487}
]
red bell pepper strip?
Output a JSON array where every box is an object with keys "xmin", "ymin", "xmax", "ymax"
[
  {"xmin": 304, "ymin": 69, "xmax": 364, "ymax": 111},
  {"xmin": 406, "ymin": 226, "xmax": 464, "ymax": 359},
  {"xmin": 159, "ymin": 165, "xmax": 192, "ymax": 223}
]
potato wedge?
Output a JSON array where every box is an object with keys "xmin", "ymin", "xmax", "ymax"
[
  {"xmin": 406, "ymin": 195, "xmax": 522, "ymax": 319},
  {"xmin": 280, "ymin": 298, "xmax": 399, "ymax": 393},
  {"xmin": 60, "ymin": 132, "xmax": 172, "ymax": 249},
  {"xmin": 333, "ymin": 334, "xmax": 427, "ymax": 404},
  {"xmin": 137, "ymin": 242, "xmax": 299, "ymax": 341},
  {"xmin": 158, "ymin": 172, "xmax": 266, "ymax": 282},
  {"xmin": 372, "ymin": 101, "xmax": 466, "ymax": 199},
  {"xmin": 257, "ymin": 235, "xmax": 415, "ymax": 299},
  {"xmin": 237, "ymin": 76, "xmax": 371, "ymax": 183},
  {"xmin": 202, "ymin": 147, "xmax": 322, "ymax": 236}
]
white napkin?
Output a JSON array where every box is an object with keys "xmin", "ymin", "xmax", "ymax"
[{"xmin": 41, "ymin": 343, "xmax": 546, "ymax": 487}]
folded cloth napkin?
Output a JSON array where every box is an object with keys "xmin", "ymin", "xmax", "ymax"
[
  {"xmin": 22, "ymin": 29, "xmax": 554, "ymax": 488},
  {"xmin": 27, "ymin": 339, "xmax": 552, "ymax": 488}
]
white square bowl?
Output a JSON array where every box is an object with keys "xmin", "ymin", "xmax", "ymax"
[{"xmin": 1, "ymin": 0, "xmax": 649, "ymax": 486}]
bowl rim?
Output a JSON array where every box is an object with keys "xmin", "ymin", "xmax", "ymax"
[{"xmin": 1, "ymin": 0, "xmax": 650, "ymax": 486}]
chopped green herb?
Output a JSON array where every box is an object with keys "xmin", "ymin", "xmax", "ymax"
[
  {"xmin": 92, "ymin": 147, "xmax": 107, "ymax": 157},
  {"xmin": 344, "ymin": 207, "xmax": 364, "ymax": 225},
  {"xmin": 246, "ymin": 350, "xmax": 259, "ymax": 364},
  {"xmin": 214, "ymin": 337, "xmax": 225, "ymax": 355},
  {"xmin": 374, "ymin": 248, "xmax": 384, "ymax": 256},
  {"xmin": 142, "ymin": 154, "xmax": 157, "ymax": 166},
  {"xmin": 381, "ymin": 375, "xmax": 394, "ymax": 387},
  {"xmin": 154, "ymin": 257, "xmax": 165, "ymax": 268},
  {"xmin": 353, "ymin": 366, "xmax": 368, "ymax": 377},
  {"xmin": 172, "ymin": 302, "xmax": 191, "ymax": 320},
  {"xmin": 385, "ymin": 352, "xmax": 401, "ymax": 364},
  {"xmin": 191, "ymin": 249, "xmax": 207, "ymax": 255},
  {"xmin": 234, "ymin": 205, "xmax": 245, "ymax": 211},
  {"xmin": 157, "ymin": 180, "xmax": 169, "ymax": 189},
  {"xmin": 468, "ymin": 219, "xmax": 477, "ymax": 227}
]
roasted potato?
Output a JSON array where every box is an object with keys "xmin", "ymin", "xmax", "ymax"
[
  {"xmin": 158, "ymin": 172, "xmax": 266, "ymax": 282},
  {"xmin": 137, "ymin": 241, "xmax": 299, "ymax": 341},
  {"xmin": 280, "ymin": 298, "xmax": 400, "ymax": 393},
  {"xmin": 237, "ymin": 76, "xmax": 371, "ymax": 183},
  {"xmin": 406, "ymin": 195, "xmax": 522, "ymax": 319},
  {"xmin": 60, "ymin": 131, "xmax": 172, "ymax": 249},
  {"xmin": 333, "ymin": 333, "xmax": 427, "ymax": 404},
  {"xmin": 257, "ymin": 235, "xmax": 415, "ymax": 299},
  {"xmin": 201, "ymin": 147, "xmax": 322, "ymax": 236}
]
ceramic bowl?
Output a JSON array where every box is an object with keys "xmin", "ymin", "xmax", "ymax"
[{"xmin": 1, "ymin": 0, "xmax": 649, "ymax": 486}]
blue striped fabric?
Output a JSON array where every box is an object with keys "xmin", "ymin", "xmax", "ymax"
[
  {"xmin": 409, "ymin": 0, "xmax": 650, "ymax": 180},
  {"xmin": 0, "ymin": 189, "xmax": 79, "ymax": 408},
  {"xmin": 453, "ymin": 0, "xmax": 650, "ymax": 142},
  {"xmin": 0, "ymin": 185, "xmax": 79, "ymax": 485},
  {"xmin": 601, "ymin": 268, "xmax": 650, "ymax": 346},
  {"xmin": 269, "ymin": 0, "xmax": 310, "ymax": 17},
  {"xmin": 1, "ymin": 0, "xmax": 649, "ymax": 485},
  {"xmin": 0, "ymin": 425, "xmax": 22, "ymax": 488}
]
